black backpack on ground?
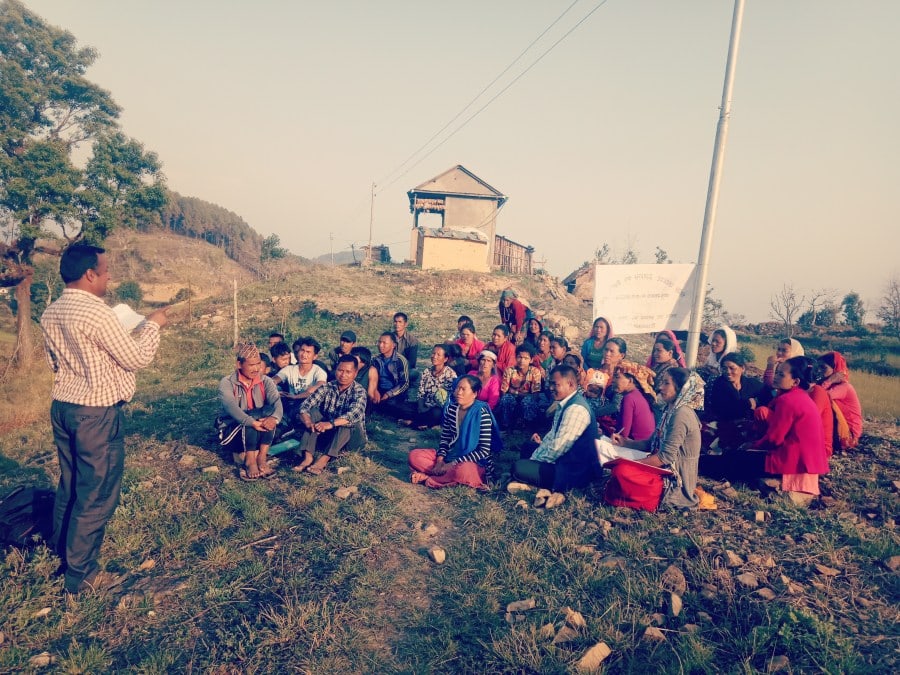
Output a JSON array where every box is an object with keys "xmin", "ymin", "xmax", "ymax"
[{"xmin": 0, "ymin": 486, "xmax": 55, "ymax": 547}]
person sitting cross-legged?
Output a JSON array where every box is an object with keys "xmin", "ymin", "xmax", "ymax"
[
  {"xmin": 511, "ymin": 365, "xmax": 600, "ymax": 507},
  {"xmin": 497, "ymin": 343, "xmax": 545, "ymax": 430},
  {"xmin": 272, "ymin": 337, "xmax": 328, "ymax": 425},
  {"xmin": 295, "ymin": 355, "xmax": 368, "ymax": 475},
  {"xmin": 398, "ymin": 344, "xmax": 457, "ymax": 429},
  {"xmin": 408, "ymin": 375, "xmax": 502, "ymax": 490},
  {"xmin": 218, "ymin": 342, "xmax": 284, "ymax": 480},
  {"xmin": 369, "ymin": 332, "xmax": 410, "ymax": 417}
]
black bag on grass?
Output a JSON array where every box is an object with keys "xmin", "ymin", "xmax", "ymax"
[{"xmin": 0, "ymin": 486, "xmax": 55, "ymax": 547}]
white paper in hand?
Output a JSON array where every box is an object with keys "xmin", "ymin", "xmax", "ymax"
[{"xmin": 112, "ymin": 303, "xmax": 145, "ymax": 332}]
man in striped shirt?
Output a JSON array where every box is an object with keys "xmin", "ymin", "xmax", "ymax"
[{"xmin": 41, "ymin": 244, "xmax": 169, "ymax": 594}]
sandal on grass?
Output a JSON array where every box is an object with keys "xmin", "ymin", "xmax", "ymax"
[{"xmin": 239, "ymin": 467, "xmax": 259, "ymax": 482}]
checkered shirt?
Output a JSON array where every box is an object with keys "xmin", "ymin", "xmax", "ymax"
[{"xmin": 40, "ymin": 289, "xmax": 161, "ymax": 407}]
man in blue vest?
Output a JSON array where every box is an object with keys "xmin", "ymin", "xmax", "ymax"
[{"xmin": 511, "ymin": 365, "xmax": 599, "ymax": 505}]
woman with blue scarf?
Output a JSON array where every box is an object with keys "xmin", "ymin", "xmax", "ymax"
[{"xmin": 408, "ymin": 375, "xmax": 502, "ymax": 489}]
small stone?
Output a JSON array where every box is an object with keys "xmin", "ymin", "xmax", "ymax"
[
  {"xmin": 506, "ymin": 598, "xmax": 536, "ymax": 613},
  {"xmin": 201, "ymin": 465, "xmax": 219, "ymax": 474},
  {"xmin": 597, "ymin": 519, "xmax": 613, "ymax": 537},
  {"xmin": 670, "ymin": 527, "xmax": 681, "ymax": 534},
  {"xmin": 337, "ymin": 466, "xmax": 349, "ymax": 475},
  {"xmin": 884, "ymin": 555, "xmax": 900, "ymax": 572},
  {"xmin": 506, "ymin": 481, "xmax": 534, "ymax": 494},
  {"xmin": 801, "ymin": 533, "xmax": 818, "ymax": 544},
  {"xmin": 575, "ymin": 545, "xmax": 597, "ymax": 554},
  {"xmin": 575, "ymin": 641, "xmax": 612, "ymax": 671},
  {"xmin": 29, "ymin": 652, "xmax": 56, "ymax": 667},
  {"xmin": 736, "ymin": 572, "xmax": 759, "ymax": 588},
  {"xmin": 552, "ymin": 625, "xmax": 579, "ymax": 644},
  {"xmin": 544, "ymin": 492, "xmax": 566, "ymax": 509},
  {"xmin": 725, "ymin": 550, "xmax": 744, "ymax": 568},
  {"xmin": 539, "ymin": 623, "xmax": 556, "ymax": 639},
  {"xmin": 265, "ymin": 549, "xmax": 275, "ymax": 558},
  {"xmin": 699, "ymin": 535, "xmax": 716, "ymax": 545},
  {"xmin": 747, "ymin": 553, "xmax": 775, "ymax": 568},
  {"xmin": 32, "ymin": 607, "xmax": 51, "ymax": 618},
  {"xmin": 768, "ymin": 655, "xmax": 791, "ymax": 672},
  {"xmin": 866, "ymin": 512, "xmax": 878, "ymax": 520},
  {"xmin": 683, "ymin": 623, "xmax": 700, "ymax": 634},
  {"xmin": 660, "ymin": 564, "xmax": 688, "ymax": 594},
  {"xmin": 721, "ymin": 487, "xmax": 739, "ymax": 499},
  {"xmin": 428, "ymin": 547, "xmax": 446, "ymax": 564},
  {"xmin": 138, "ymin": 559, "xmax": 156, "ymax": 571},
  {"xmin": 755, "ymin": 511, "xmax": 767, "ymax": 523},
  {"xmin": 423, "ymin": 523, "xmax": 439, "ymax": 537},
  {"xmin": 147, "ymin": 610, "xmax": 157, "ymax": 618},
  {"xmin": 697, "ymin": 611, "xmax": 712, "ymax": 623},
  {"xmin": 669, "ymin": 593, "xmax": 683, "ymax": 617},
  {"xmin": 649, "ymin": 613, "xmax": 666, "ymax": 626},
  {"xmin": 642, "ymin": 626, "xmax": 666, "ymax": 642},
  {"xmin": 334, "ymin": 487, "xmax": 354, "ymax": 500},
  {"xmin": 515, "ymin": 499, "xmax": 528, "ymax": 510},
  {"xmin": 564, "ymin": 607, "xmax": 587, "ymax": 629},
  {"xmin": 815, "ymin": 564, "xmax": 840, "ymax": 577},
  {"xmin": 178, "ymin": 454, "xmax": 197, "ymax": 467},
  {"xmin": 892, "ymin": 480, "xmax": 900, "ymax": 491},
  {"xmin": 598, "ymin": 555, "xmax": 626, "ymax": 569},
  {"xmin": 754, "ymin": 588, "xmax": 777, "ymax": 601}
]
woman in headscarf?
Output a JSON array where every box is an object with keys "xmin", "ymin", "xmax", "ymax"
[
  {"xmin": 487, "ymin": 324, "xmax": 517, "ymax": 373},
  {"xmin": 750, "ymin": 357, "xmax": 829, "ymax": 505},
  {"xmin": 647, "ymin": 335, "xmax": 681, "ymax": 394},
  {"xmin": 498, "ymin": 289, "xmax": 529, "ymax": 342},
  {"xmin": 818, "ymin": 351, "xmax": 863, "ymax": 450},
  {"xmin": 763, "ymin": 338, "xmax": 805, "ymax": 388},
  {"xmin": 408, "ymin": 375, "xmax": 502, "ymax": 489},
  {"xmin": 704, "ymin": 325, "xmax": 737, "ymax": 374},
  {"xmin": 217, "ymin": 342, "xmax": 283, "ymax": 480},
  {"xmin": 470, "ymin": 349, "xmax": 501, "ymax": 410},
  {"xmin": 607, "ymin": 368, "xmax": 705, "ymax": 509},
  {"xmin": 581, "ymin": 317, "xmax": 613, "ymax": 370},
  {"xmin": 646, "ymin": 330, "xmax": 686, "ymax": 370}
]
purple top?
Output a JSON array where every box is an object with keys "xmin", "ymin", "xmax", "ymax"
[{"xmin": 618, "ymin": 388, "xmax": 656, "ymax": 441}]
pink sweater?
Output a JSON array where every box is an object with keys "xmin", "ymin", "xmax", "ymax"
[
  {"xmin": 823, "ymin": 380, "xmax": 863, "ymax": 441},
  {"xmin": 754, "ymin": 387, "xmax": 829, "ymax": 476}
]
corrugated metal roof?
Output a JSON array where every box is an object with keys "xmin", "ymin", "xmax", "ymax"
[{"xmin": 420, "ymin": 227, "xmax": 487, "ymax": 242}]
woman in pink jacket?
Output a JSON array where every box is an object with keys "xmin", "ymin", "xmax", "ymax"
[
  {"xmin": 818, "ymin": 351, "xmax": 863, "ymax": 449},
  {"xmin": 751, "ymin": 357, "xmax": 829, "ymax": 504}
]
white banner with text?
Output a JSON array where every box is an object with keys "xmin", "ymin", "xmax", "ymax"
[{"xmin": 592, "ymin": 263, "xmax": 698, "ymax": 334}]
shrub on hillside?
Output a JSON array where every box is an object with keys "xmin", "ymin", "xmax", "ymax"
[{"xmin": 116, "ymin": 281, "xmax": 143, "ymax": 305}]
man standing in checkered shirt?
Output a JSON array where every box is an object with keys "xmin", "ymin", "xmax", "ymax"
[{"xmin": 41, "ymin": 244, "xmax": 169, "ymax": 594}]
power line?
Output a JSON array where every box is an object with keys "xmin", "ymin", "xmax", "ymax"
[
  {"xmin": 375, "ymin": 0, "xmax": 610, "ymax": 195},
  {"xmin": 376, "ymin": 0, "xmax": 583, "ymax": 189}
]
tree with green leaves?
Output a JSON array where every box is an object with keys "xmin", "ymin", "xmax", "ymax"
[
  {"xmin": 841, "ymin": 292, "xmax": 865, "ymax": 329},
  {"xmin": 1, "ymin": 0, "xmax": 165, "ymax": 366}
]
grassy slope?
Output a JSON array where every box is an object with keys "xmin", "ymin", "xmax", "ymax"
[{"xmin": 1, "ymin": 264, "xmax": 898, "ymax": 673}]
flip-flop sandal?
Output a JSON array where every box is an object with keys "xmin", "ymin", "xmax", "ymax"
[
  {"xmin": 239, "ymin": 468, "xmax": 259, "ymax": 481},
  {"xmin": 259, "ymin": 467, "xmax": 278, "ymax": 480}
]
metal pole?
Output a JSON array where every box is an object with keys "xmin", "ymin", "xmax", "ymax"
[
  {"xmin": 330, "ymin": 232, "xmax": 334, "ymax": 266},
  {"xmin": 685, "ymin": 0, "xmax": 746, "ymax": 368},
  {"xmin": 365, "ymin": 182, "xmax": 375, "ymax": 266}
]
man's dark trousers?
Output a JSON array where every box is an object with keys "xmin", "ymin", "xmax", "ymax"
[{"xmin": 51, "ymin": 400, "xmax": 125, "ymax": 593}]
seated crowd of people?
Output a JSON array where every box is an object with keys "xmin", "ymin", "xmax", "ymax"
[{"xmin": 215, "ymin": 294, "xmax": 863, "ymax": 513}]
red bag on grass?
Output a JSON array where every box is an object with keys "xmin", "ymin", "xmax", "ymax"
[{"xmin": 603, "ymin": 458, "xmax": 673, "ymax": 513}]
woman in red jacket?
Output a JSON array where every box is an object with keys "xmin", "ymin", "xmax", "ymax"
[{"xmin": 751, "ymin": 357, "xmax": 829, "ymax": 505}]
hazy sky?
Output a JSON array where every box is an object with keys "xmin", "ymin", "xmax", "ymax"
[{"xmin": 22, "ymin": 0, "xmax": 899, "ymax": 322}]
